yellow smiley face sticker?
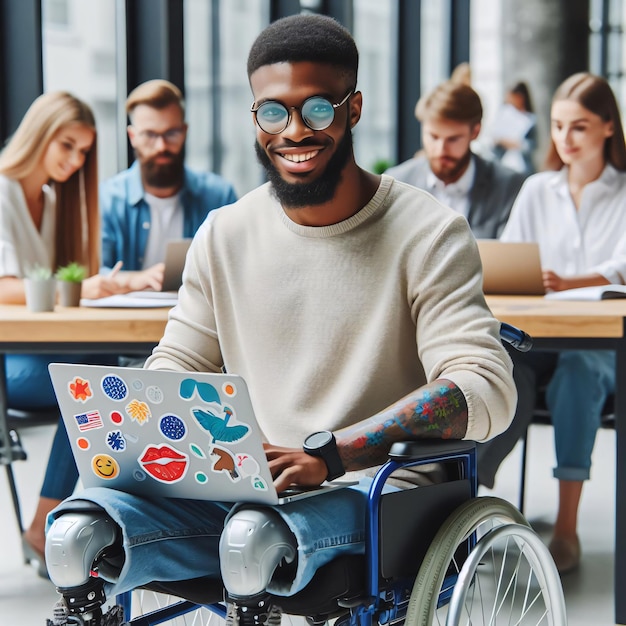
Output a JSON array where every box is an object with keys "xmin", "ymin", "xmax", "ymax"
[{"xmin": 92, "ymin": 454, "xmax": 120, "ymax": 480}]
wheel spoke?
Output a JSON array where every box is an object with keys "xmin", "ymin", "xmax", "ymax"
[{"xmin": 407, "ymin": 497, "xmax": 566, "ymax": 626}]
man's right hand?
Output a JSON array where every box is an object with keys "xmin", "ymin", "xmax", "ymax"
[{"xmin": 117, "ymin": 263, "xmax": 165, "ymax": 292}]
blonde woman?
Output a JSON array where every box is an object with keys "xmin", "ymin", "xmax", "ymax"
[{"xmin": 0, "ymin": 91, "xmax": 127, "ymax": 573}]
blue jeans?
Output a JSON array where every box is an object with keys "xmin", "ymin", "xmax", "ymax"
[
  {"xmin": 6, "ymin": 353, "xmax": 117, "ymax": 500},
  {"xmin": 40, "ymin": 420, "xmax": 80, "ymax": 500},
  {"xmin": 547, "ymin": 350, "xmax": 615, "ymax": 481},
  {"xmin": 477, "ymin": 348, "xmax": 614, "ymax": 486},
  {"xmin": 49, "ymin": 479, "xmax": 377, "ymax": 599}
]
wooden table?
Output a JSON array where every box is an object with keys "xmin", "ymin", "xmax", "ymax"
[
  {"xmin": 487, "ymin": 295, "xmax": 626, "ymax": 625},
  {"xmin": 0, "ymin": 304, "xmax": 170, "ymax": 347}
]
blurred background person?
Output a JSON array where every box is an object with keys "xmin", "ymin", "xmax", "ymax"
[
  {"xmin": 490, "ymin": 81, "xmax": 537, "ymax": 176},
  {"xmin": 386, "ymin": 80, "xmax": 527, "ymax": 238},
  {"xmin": 100, "ymin": 79, "xmax": 237, "ymax": 290}
]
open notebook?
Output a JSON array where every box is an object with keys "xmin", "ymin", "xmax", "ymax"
[
  {"xmin": 48, "ymin": 363, "xmax": 354, "ymax": 505},
  {"xmin": 545, "ymin": 285, "xmax": 626, "ymax": 300}
]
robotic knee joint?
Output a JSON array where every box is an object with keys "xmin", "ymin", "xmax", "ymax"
[
  {"xmin": 220, "ymin": 507, "xmax": 297, "ymax": 598},
  {"xmin": 46, "ymin": 510, "xmax": 122, "ymax": 615}
]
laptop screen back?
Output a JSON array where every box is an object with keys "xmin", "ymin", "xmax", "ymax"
[{"xmin": 476, "ymin": 240, "xmax": 545, "ymax": 295}]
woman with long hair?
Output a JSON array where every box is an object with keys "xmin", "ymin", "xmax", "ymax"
[
  {"xmin": 0, "ymin": 91, "xmax": 129, "ymax": 573},
  {"xmin": 484, "ymin": 73, "xmax": 626, "ymax": 574}
]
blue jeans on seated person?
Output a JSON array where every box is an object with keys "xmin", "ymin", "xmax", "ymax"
[
  {"xmin": 547, "ymin": 349, "xmax": 615, "ymax": 482},
  {"xmin": 7, "ymin": 353, "xmax": 118, "ymax": 501},
  {"xmin": 48, "ymin": 479, "xmax": 380, "ymax": 599}
]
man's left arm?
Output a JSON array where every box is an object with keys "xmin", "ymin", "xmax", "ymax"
[{"xmin": 335, "ymin": 379, "xmax": 467, "ymax": 470}]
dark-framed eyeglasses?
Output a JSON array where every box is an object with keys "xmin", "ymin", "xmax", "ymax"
[
  {"xmin": 135, "ymin": 127, "xmax": 186, "ymax": 146},
  {"xmin": 250, "ymin": 90, "xmax": 353, "ymax": 135}
]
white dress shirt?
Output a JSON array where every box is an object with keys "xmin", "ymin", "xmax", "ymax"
[
  {"xmin": 501, "ymin": 164, "xmax": 626, "ymax": 284},
  {"xmin": 425, "ymin": 157, "xmax": 475, "ymax": 220}
]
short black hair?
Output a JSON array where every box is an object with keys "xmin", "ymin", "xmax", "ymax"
[{"xmin": 247, "ymin": 14, "xmax": 358, "ymax": 87}]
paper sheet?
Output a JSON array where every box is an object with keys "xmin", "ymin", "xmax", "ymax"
[{"xmin": 81, "ymin": 291, "xmax": 178, "ymax": 308}]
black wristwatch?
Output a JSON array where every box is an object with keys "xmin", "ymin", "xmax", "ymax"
[{"xmin": 303, "ymin": 431, "xmax": 345, "ymax": 481}]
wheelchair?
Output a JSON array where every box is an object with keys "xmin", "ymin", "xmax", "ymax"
[{"xmin": 47, "ymin": 324, "xmax": 567, "ymax": 626}]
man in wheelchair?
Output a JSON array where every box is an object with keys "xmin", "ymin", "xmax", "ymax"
[{"xmin": 44, "ymin": 14, "xmax": 517, "ymax": 626}]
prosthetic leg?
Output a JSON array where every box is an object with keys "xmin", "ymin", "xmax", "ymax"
[
  {"xmin": 220, "ymin": 507, "xmax": 297, "ymax": 626},
  {"xmin": 44, "ymin": 503, "xmax": 298, "ymax": 626},
  {"xmin": 45, "ymin": 503, "xmax": 125, "ymax": 626}
]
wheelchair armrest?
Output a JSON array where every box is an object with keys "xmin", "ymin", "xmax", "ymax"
[{"xmin": 388, "ymin": 439, "xmax": 476, "ymax": 462}]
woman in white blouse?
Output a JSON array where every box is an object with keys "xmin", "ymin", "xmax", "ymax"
[
  {"xmin": 488, "ymin": 73, "xmax": 626, "ymax": 574},
  {"xmin": 0, "ymin": 91, "xmax": 129, "ymax": 574}
]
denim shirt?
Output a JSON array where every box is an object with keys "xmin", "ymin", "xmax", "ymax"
[{"xmin": 100, "ymin": 161, "xmax": 237, "ymax": 271}]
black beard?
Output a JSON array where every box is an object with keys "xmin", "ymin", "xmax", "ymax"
[
  {"xmin": 139, "ymin": 150, "xmax": 185, "ymax": 189},
  {"xmin": 254, "ymin": 125, "xmax": 353, "ymax": 208}
]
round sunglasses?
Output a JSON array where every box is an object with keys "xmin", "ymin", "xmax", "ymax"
[{"xmin": 250, "ymin": 90, "xmax": 353, "ymax": 135}]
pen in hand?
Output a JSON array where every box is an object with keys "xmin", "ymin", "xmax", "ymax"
[{"xmin": 109, "ymin": 260, "xmax": 123, "ymax": 278}]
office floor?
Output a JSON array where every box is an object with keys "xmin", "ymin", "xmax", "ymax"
[{"xmin": 0, "ymin": 422, "xmax": 617, "ymax": 625}]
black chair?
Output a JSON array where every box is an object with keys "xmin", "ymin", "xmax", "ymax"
[
  {"xmin": 518, "ymin": 389, "xmax": 615, "ymax": 514},
  {"xmin": 2, "ymin": 407, "xmax": 60, "ymax": 533}
]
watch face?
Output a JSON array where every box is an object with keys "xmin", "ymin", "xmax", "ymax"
[{"xmin": 306, "ymin": 431, "xmax": 332, "ymax": 448}]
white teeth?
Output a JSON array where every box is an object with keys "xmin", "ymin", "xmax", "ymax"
[{"xmin": 282, "ymin": 150, "xmax": 319, "ymax": 163}]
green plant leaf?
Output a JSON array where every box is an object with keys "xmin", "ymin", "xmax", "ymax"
[{"xmin": 55, "ymin": 261, "xmax": 87, "ymax": 282}]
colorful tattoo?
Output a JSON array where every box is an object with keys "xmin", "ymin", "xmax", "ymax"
[{"xmin": 336, "ymin": 379, "xmax": 468, "ymax": 471}]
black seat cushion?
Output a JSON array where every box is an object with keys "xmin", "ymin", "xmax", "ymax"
[{"xmin": 143, "ymin": 554, "xmax": 366, "ymax": 619}]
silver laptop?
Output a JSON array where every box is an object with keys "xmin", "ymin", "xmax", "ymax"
[
  {"xmin": 476, "ymin": 240, "xmax": 545, "ymax": 295},
  {"xmin": 161, "ymin": 239, "xmax": 192, "ymax": 292},
  {"xmin": 48, "ymin": 363, "xmax": 354, "ymax": 505}
]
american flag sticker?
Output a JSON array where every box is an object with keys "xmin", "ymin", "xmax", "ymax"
[{"xmin": 74, "ymin": 410, "xmax": 104, "ymax": 432}]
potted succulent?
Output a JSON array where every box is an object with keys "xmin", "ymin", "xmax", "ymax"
[
  {"xmin": 56, "ymin": 262, "xmax": 87, "ymax": 307},
  {"xmin": 24, "ymin": 265, "xmax": 56, "ymax": 312}
]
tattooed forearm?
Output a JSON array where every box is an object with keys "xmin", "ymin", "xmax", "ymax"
[{"xmin": 335, "ymin": 379, "xmax": 468, "ymax": 471}]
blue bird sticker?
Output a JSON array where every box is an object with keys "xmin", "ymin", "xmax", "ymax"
[{"xmin": 191, "ymin": 406, "xmax": 249, "ymax": 444}]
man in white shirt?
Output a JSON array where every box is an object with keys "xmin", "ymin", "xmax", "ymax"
[{"xmin": 386, "ymin": 81, "xmax": 526, "ymax": 238}]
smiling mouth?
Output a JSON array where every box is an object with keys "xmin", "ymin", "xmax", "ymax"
[{"xmin": 280, "ymin": 150, "xmax": 320, "ymax": 163}]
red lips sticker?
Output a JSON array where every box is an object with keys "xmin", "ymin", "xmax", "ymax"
[{"xmin": 139, "ymin": 444, "xmax": 189, "ymax": 483}]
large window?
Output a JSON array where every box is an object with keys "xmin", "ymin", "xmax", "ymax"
[
  {"xmin": 353, "ymin": 1, "xmax": 395, "ymax": 173},
  {"xmin": 184, "ymin": 0, "xmax": 267, "ymax": 197},
  {"xmin": 42, "ymin": 0, "xmax": 124, "ymax": 181},
  {"xmin": 589, "ymin": 0, "xmax": 626, "ymax": 105}
]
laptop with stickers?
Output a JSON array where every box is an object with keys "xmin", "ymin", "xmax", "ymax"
[{"xmin": 48, "ymin": 363, "xmax": 355, "ymax": 505}]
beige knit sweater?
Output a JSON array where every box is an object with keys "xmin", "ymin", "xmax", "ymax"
[{"xmin": 146, "ymin": 175, "xmax": 516, "ymax": 450}]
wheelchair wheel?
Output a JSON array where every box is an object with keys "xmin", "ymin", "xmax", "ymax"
[{"xmin": 406, "ymin": 496, "xmax": 566, "ymax": 626}]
